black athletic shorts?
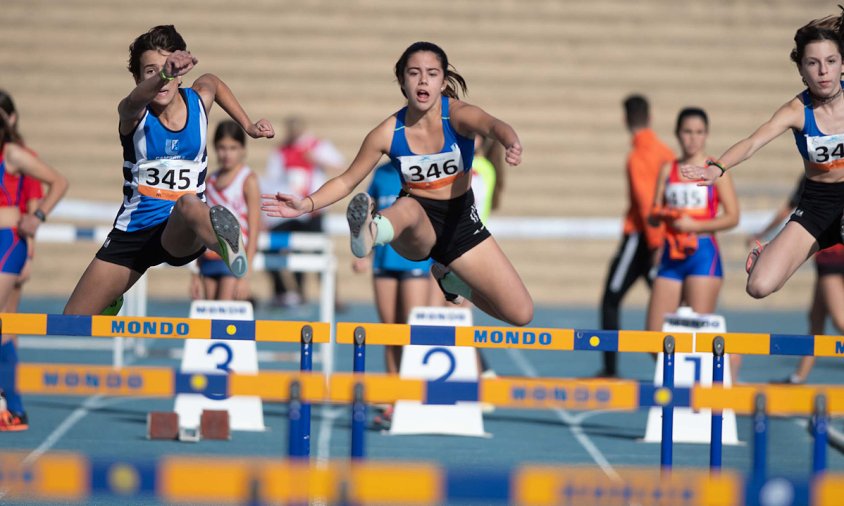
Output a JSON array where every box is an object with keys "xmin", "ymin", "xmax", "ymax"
[
  {"xmin": 399, "ymin": 188, "xmax": 491, "ymax": 266},
  {"xmin": 789, "ymin": 178, "xmax": 844, "ymax": 250},
  {"xmin": 95, "ymin": 219, "xmax": 205, "ymax": 274}
]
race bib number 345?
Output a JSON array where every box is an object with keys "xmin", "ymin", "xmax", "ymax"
[
  {"xmin": 138, "ymin": 159, "xmax": 202, "ymax": 201},
  {"xmin": 400, "ymin": 150, "xmax": 464, "ymax": 190}
]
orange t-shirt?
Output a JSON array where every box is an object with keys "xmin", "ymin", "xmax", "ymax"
[{"xmin": 622, "ymin": 128, "xmax": 674, "ymax": 250}]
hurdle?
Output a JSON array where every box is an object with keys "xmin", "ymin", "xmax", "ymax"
[
  {"xmin": 31, "ymin": 225, "xmax": 337, "ymax": 372},
  {"xmin": 5, "ymin": 452, "xmax": 844, "ymax": 505},
  {"xmin": 338, "ymin": 322, "xmax": 844, "ymax": 472},
  {"xmin": 0, "ymin": 313, "xmax": 329, "ymax": 455},
  {"xmin": 7, "ymin": 361, "xmax": 844, "ymax": 478}
]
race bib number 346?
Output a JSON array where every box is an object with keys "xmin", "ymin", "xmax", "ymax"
[
  {"xmin": 138, "ymin": 159, "xmax": 202, "ymax": 201},
  {"xmin": 400, "ymin": 150, "xmax": 464, "ymax": 190}
]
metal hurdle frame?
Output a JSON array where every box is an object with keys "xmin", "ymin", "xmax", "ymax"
[
  {"xmin": 338, "ymin": 323, "xmax": 844, "ymax": 474},
  {"xmin": 31, "ymin": 224, "xmax": 337, "ymax": 377}
]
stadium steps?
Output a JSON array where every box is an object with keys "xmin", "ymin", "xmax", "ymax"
[{"xmin": 2, "ymin": 0, "xmax": 828, "ymax": 308}]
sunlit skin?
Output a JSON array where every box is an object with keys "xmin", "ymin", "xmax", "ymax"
[
  {"xmin": 646, "ymin": 113, "xmax": 741, "ymax": 375},
  {"xmin": 676, "ymin": 35, "xmax": 844, "ymax": 300},
  {"xmin": 63, "ymin": 36, "xmax": 274, "ymax": 315},
  {"xmin": 261, "ymin": 45, "xmax": 533, "ymax": 326}
]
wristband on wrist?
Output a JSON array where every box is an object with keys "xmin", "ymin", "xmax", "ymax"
[
  {"xmin": 306, "ymin": 196, "xmax": 315, "ymax": 213},
  {"xmin": 159, "ymin": 69, "xmax": 175, "ymax": 82},
  {"xmin": 706, "ymin": 160, "xmax": 727, "ymax": 177},
  {"xmin": 33, "ymin": 209, "xmax": 46, "ymax": 222}
]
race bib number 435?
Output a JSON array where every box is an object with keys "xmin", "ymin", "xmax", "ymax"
[
  {"xmin": 400, "ymin": 150, "xmax": 464, "ymax": 190},
  {"xmin": 665, "ymin": 182, "xmax": 709, "ymax": 210},
  {"xmin": 138, "ymin": 159, "xmax": 202, "ymax": 201}
]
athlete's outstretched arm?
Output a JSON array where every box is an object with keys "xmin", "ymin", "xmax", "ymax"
[
  {"xmin": 680, "ymin": 98, "xmax": 803, "ymax": 185},
  {"xmin": 192, "ymin": 74, "xmax": 274, "ymax": 139},
  {"xmin": 262, "ymin": 119, "xmax": 392, "ymax": 219},
  {"xmin": 118, "ymin": 50, "xmax": 198, "ymax": 134},
  {"xmin": 449, "ymin": 100, "xmax": 522, "ymax": 166},
  {"xmin": 4, "ymin": 143, "xmax": 69, "ymax": 236}
]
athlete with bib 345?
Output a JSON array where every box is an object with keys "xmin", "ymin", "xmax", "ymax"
[
  {"xmin": 263, "ymin": 42, "xmax": 532, "ymax": 326},
  {"xmin": 64, "ymin": 25, "xmax": 274, "ymax": 315}
]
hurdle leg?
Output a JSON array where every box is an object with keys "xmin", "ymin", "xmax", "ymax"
[
  {"xmin": 660, "ymin": 335, "xmax": 675, "ymax": 471},
  {"xmin": 710, "ymin": 336, "xmax": 725, "ymax": 470},
  {"xmin": 752, "ymin": 393, "xmax": 767, "ymax": 480},
  {"xmin": 351, "ymin": 382, "xmax": 366, "ymax": 460},
  {"xmin": 353, "ymin": 326, "xmax": 366, "ymax": 373},
  {"xmin": 288, "ymin": 380, "xmax": 303, "ymax": 458},
  {"xmin": 300, "ymin": 325, "xmax": 313, "ymax": 458},
  {"xmin": 813, "ymin": 393, "xmax": 828, "ymax": 476}
]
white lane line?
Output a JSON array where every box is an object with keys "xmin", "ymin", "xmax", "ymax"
[
  {"xmin": 22, "ymin": 354, "xmax": 142, "ymax": 465},
  {"xmin": 316, "ymin": 406, "xmax": 342, "ymax": 466},
  {"xmin": 506, "ymin": 349, "xmax": 620, "ymax": 481},
  {"xmin": 22, "ymin": 394, "xmax": 104, "ymax": 465}
]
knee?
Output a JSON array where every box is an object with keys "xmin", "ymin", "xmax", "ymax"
[
  {"xmin": 508, "ymin": 301, "xmax": 534, "ymax": 327},
  {"xmin": 174, "ymin": 194, "xmax": 202, "ymax": 215},
  {"xmin": 746, "ymin": 275, "xmax": 777, "ymax": 299}
]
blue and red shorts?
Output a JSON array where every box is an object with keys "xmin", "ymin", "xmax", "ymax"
[
  {"xmin": 0, "ymin": 228, "xmax": 27, "ymax": 275},
  {"xmin": 657, "ymin": 235, "xmax": 722, "ymax": 281}
]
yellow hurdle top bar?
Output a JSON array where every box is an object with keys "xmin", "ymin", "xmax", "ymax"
[
  {"xmin": 1, "ymin": 453, "xmax": 843, "ymax": 505},
  {"xmin": 336, "ymin": 322, "xmax": 695, "ymax": 352},
  {"xmin": 0, "ymin": 313, "xmax": 329, "ymax": 343},
  {"xmin": 11, "ymin": 364, "xmax": 844, "ymax": 416}
]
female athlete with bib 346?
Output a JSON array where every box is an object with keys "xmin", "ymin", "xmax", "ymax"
[
  {"xmin": 64, "ymin": 25, "xmax": 274, "ymax": 315},
  {"xmin": 263, "ymin": 42, "xmax": 533, "ymax": 326},
  {"xmin": 682, "ymin": 10, "xmax": 844, "ymax": 299}
]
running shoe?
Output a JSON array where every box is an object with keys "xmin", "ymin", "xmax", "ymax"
[
  {"xmin": 746, "ymin": 240, "xmax": 765, "ymax": 274},
  {"xmin": 373, "ymin": 405, "xmax": 393, "ymax": 430},
  {"xmin": 101, "ymin": 294, "xmax": 124, "ymax": 316},
  {"xmin": 431, "ymin": 262, "xmax": 464, "ymax": 304},
  {"xmin": 0, "ymin": 410, "xmax": 28, "ymax": 432},
  {"xmin": 210, "ymin": 205, "xmax": 247, "ymax": 278},
  {"xmin": 346, "ymin": 193, "xmax": 375, "ymax": 258}
]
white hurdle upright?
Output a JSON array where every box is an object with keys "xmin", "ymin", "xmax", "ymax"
[{"xmin": 29, "ymin": 224, "xmax": 336, "ymax": 376}]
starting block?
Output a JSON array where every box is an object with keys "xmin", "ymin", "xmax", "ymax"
[
  {"xmin": 147, "ymin": 410, "xmax": 230, "ymax": 442},
  {"xmin": 200, "ymin": 410, "xmax": 231, "ymax": 440},
  {"xmin": 147, "ymin": 412, "xmax": 179, "ymax": 440}
]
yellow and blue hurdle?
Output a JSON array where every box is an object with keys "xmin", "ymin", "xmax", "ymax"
[
  {"xmin": 0, "ymin": 313, "xmax": 329, "ymax": 455},
  {"xmin": 5, "ymin": 452, "xmax": 844, "ymax": 505},
  {"xmin": 338, "ymin": 323, "xmax": 844, "ymax": 472},
  {"xmin": 4, "ymin": 361, "xmax": 844, "ymax": 477}
]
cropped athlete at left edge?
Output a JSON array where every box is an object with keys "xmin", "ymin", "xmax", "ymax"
[{"xmin": 64, "ymin": 25, "xmax": 274, "ymax": 315}]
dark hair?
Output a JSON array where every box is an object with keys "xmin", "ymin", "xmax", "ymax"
[
  {"xmin": 623, "ymin": 94, "xmax": 649, "ymax": 128},
  {"xmin": 128, "ymin": 25, "xmax": 187, "ymax": 79},
  {"xmin": 394, "ymin": 42, "xmax": 468, "ymax": 99},
  {"xmin": 790, "ymin": 7, "xmax": 844, "ymax": 65},
  {"xmin": 0, "ymin": 89, "xmax": 22, "ymax": 146},
  {"xmin": 214, "ymin": 120, "xmax": 246, "ymax": 147},
  {"xmin": 675, "ymin": 107, "xmax": 709, "ymax": 134}
]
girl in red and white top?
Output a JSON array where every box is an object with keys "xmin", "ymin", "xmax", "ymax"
[{"xmin": 193, "ymin": 120, "xmax": 260, "ymax": 300}]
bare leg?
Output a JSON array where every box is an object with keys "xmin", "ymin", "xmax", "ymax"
[
  {"xmin": 791, "ymin": 279, "xmax": 825, "ymax": 383},
  {"xmin": 379, "ymin": 198, "xmax": 437, "ymax": 261},
  {"xmin": 214, "ymin": 276, "xmax": 238, "ymax": 301},
  {"xmin": 201, "ymin": 277, "xmax": 218, "ymax": 300},
  {"xmin": 1, "ymin": 283, "xmax": 22, "ymax": 346},
  {"xmin": 646, "ymin": 277, "xmax": 683, "ymax": 331},
  {"xmin": 747, "ymin": 222, "xmax": 818, "ymax": 298},
  {"xmin": 448, "ymin": 237, "xmax": 533, "ymax": 326},
  {"xmin": 160, "ymin": 195, "xmax": 218, "ymax": 257},
  {"xmin": 64, "ymin": 259, "xmax": 142, "ymax": 315},
  {"xmin": 373, "ymin": 276, "xmax": 401, "ymax": 374}
]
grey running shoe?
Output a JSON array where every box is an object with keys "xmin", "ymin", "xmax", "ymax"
[
  {"xmin": 347, "ymin": 193, "xmax": 375, "ymax": 258},
  {"xmin": 210, "ymin": 205, "xmax": 247, "ymax": 278}
]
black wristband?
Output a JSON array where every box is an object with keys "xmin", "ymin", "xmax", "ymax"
[
  {"xmin": 706, "ymin": 160, "xmax": 727, "ymax": 177},
  {"xmin": 33, "ymin": 209, "xmax": 46, "ymax": 222}
]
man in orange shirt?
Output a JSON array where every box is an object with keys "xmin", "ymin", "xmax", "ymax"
[{"xmin": 597, "ymin": 95, "xmax": 674, "ymax": 377}]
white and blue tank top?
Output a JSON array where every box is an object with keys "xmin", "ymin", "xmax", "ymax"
[
  {"xmin": 389, "ymin": 96, "xmax": 474, "ymax": 190},
  {"xmin": 793, "ymin": 83, "xmax": 844, "ymax": 171},
  {"xmin": 115, "ymin": 87, "xmax": 208, "ymax": 232}
]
